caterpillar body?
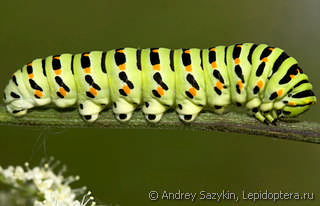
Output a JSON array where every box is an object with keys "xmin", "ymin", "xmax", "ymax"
[{"xmin": 3, "ymin": 43, "xmax": 317, "ymax": 124}]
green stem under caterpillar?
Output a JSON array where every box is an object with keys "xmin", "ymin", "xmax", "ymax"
[{"xmin": 0, "ymin": 105, "xmax": 319, "ymax": 144}]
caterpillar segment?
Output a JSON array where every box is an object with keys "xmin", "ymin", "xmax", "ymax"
[
  {"xmin": 141, "ymin": 48, "xmax": 175, "ymax": 123},
  {"xmin": 202, "ymin": 46, "xmax": 230, "ymax": 114},
  {"xmin": 175, "ymin": 48, "xmax": 206, "ymax": 122},
  {"xmin": 46, "ymin": 54, "xmax": 77, "ymax": 108},
  {"xmin": 246, "ymin": 44, "xmax": 285, "ymax": 123},
  {"xmin": 73, "ymin": 51, "xmax": 110, "ymax": 122},
  {"xmin": 106, "ymin": 48, "xmax": 142, "ymax": 122},
  {"xmin": 3, "ymin": 43, "xmax": 317, "ymax": 124},
  {"xmin": 226, "ymin": 43, "xmax": 255, "ymax": 106}
]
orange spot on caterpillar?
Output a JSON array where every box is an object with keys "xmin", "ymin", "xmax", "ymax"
[
  {"xmin": 28, "ymin": 73, "xmax": 34, "ymax": 79},
  {"xmin": 89, "ymin": 87, "xmax": 97, "ymax": 96},
  {"xmin": 84, "ymin": 67, "xmax": 91, "ymax": 73},
  {"xmin": 290, "ymin": 74, "xmax": 295, "ymax": 79},
  {"xmin": 83, "ymin": 53, "xmax": 90, "ymax": 57},
  {"xmin": 277, "ymin": 89, "xmax": 283, "ymax": 97},
  {"xmin": 54, "ymin": 69, "xmax": 62, "ymax": 75},
  {"xmin": 210, "ymin": 48, "xmax": 216, "ymax": 51},
  {"xmin": 156, "ymin": 86, "xmax": 165, "ymax": 96},
  {"xmin": 34, "ymin": 90, "xmax": 43, "ymax": 97},
  {"xmin": 123, "ymin": 85, "xmax": 131, "ymax": 94},
  {"xmin": 261, "ymin": 57, "xmax": 268, "ymax": 63},
  {"xmin": 27, "ymin": 63, "xmax": 33, "ymax": 66},
  {"xmin": 216, "ymin": 81, "xmax": 223, "ymax": 90},
  {"xmin": 188, "ymin": 87, "xmax": 197, "ymax": 96},
  {"xmin": 152, "ymin": 49, "xmax": 159, "ymax": 53},
  {"xmin": 237, "ymin": 80, "xmax": 243, "ymax": 90},
  {"xmin": 234, "ymin": 58, "xmax": 240, "ymax": 65},
  {"xmin": 185, "ymin": 65, "xmax": 192, "ymax": 72},
  {"xmin": 118, "ymin": 64, "xmax": 126, "ymax": 70},
  {"xmin": 236, "ymin": 45, "xmax": 242, "ymax": 48},
  {"xmin": 184, "ymin": 50, "xmax": 191, "ymax": 54},
  {"xmin": 211, "ymin": 61, "xmax": 217, "ymax": 68},
  {"xmin": 59, "ymin": 87, "xmax": 67, "ymax": 97},
  {"xmin": 269, "ymin": 48, "xmax": 274, "ymax": 51},
  {"xmin": 53, "ymin": 56, "xmax": 60, "ymax": 60},
  {"xmin": 288, "ymin": 102, "xmax": 296, "ymax": 106},
  {"xmin": 152, "ymin": 64, "xmax": 161, "ymax": 71},
  {"xmin": 117, "ymin": 49, "xmax": 125, "ymax": 53},
  {"xmin": 257, "ymin": 80, "xmax": 264, "ymax": 89}
]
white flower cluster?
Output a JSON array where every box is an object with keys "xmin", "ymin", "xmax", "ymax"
[{"xmin": 0, "ymin": 158, "xmax": 96, "ymax": 206}]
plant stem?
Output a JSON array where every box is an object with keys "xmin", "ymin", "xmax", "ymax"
[{"xmin": 0, "ymin": 105, "xmax": 319, "ymax": 144}]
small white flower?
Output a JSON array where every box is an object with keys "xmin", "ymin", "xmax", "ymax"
[
  {"xmin": 32, "ymin": 167, "xmax": 44, "ymax": 181},
  {"xmin": 0, "ymin": 158, "xmax": 97, "ymax": 206},
  {"xmin": 2, "ymin": 166, "xmax": 14, "ymax": 179},
  {"xmin": 35, "ymin": 178, "xmax": 54, "ymax": 192},
  {"xmin": 14, "ymin": 166, "xmax": 25, "ymax": 181}
]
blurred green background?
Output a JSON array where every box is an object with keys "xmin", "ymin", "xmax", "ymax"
[{"xmin": 0, "ymin": 0, "xmax": 319, "ymax": 205}]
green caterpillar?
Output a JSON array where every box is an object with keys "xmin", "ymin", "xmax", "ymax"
[{"xmin": 3, "ymin": 43, "xmax": 317, "ymax": 125}]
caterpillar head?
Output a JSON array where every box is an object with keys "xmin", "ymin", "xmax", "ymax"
[
  {"xmin": 280, "ymin": 82, "xmax": 316, "ymax": 117},
  {"xmin": 3, "ymin": 77, "xmax": 33, "ymax": 116}
]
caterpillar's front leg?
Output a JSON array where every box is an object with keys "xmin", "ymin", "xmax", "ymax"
[{"xmin": 247, "ymin": 99, "xmax": 275, "ymax": 125}]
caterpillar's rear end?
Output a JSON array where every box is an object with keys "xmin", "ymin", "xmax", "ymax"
[
  {"xmin": 3, "ymin": 43, "xmax": 317, "ymax": 125},
  {"xmin": 4, "ymin": 59, "xmax": 51, "ymax": 116}
]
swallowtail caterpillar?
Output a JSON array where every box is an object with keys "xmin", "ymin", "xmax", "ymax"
[{"xmin": 3, "ymin": 43, "xmax": 317, "ymax": 125}]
